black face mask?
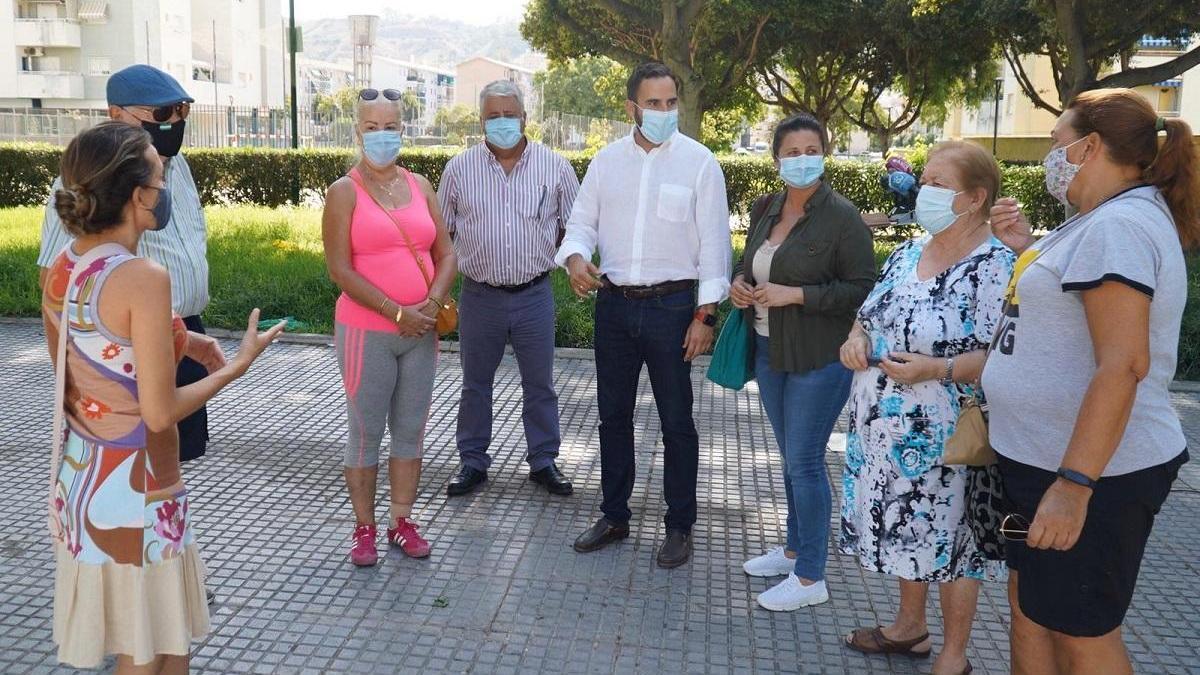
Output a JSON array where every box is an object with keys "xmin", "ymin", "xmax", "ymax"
[{"xmin": 141, "ymin": 119, "xmax": 186, "ymax": 157}]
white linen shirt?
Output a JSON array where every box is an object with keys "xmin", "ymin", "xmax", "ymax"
[{"xmin": 554, "ymin": 130, "xmax": 732, "ymax": 305}]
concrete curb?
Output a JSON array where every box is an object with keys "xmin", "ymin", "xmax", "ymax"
[{"xmin": 8, "ymin": 316, "xmax": 1199, "ymax": 387}]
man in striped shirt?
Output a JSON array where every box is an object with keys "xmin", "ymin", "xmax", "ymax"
[
  {"xmin": 38, "ymin": 65, "xmax": 215, "ymax": 463},
  {"xmin": 437, "ymin": 79, "xmax": 581, "ymax": 497}
]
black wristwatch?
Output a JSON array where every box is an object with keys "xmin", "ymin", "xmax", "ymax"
[
  {"xmin": 694, "ymin": 310, "xmax": 717, "ymax": 327},
  {"xmin": 1056, "ymin": 467, "xmax": 1098, "ymax": 490}
]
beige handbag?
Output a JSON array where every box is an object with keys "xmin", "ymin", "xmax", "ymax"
[{"xmin": 943, "ymin": 393, "xmax": 996, "ymax": 466}]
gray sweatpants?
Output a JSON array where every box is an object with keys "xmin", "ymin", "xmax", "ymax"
[{"xmin": 335, "ymin": 323, "xmax": 437, "ymax": 468}]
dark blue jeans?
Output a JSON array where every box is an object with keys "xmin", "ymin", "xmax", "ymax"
[
  {"xmin": 177, "ymin": 315, "xmax": 209, "ymax": 462},
  {"xmin": 456, "ymin": 277, "xmax": 560, "ymax": 471},
  {"xmin": 594, "ymin": 287, "xmax": 698, "ymax": 532},
  {"xmin": 754, "ymin": 335, "xmax": 851, "ymax": 581}
]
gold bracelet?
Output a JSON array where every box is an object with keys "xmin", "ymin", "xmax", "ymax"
[
  {"xmin": 378, "ymin": 297, "xmax": 390, "ymax": 314},
  {"xmin": 394, "ymin": 305, "xmax": 403, "ymax": 324}
]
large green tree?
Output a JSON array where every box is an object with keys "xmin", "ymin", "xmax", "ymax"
[
  {"xmin": 840, "ymin": 0, "xmax": 1003, "ymax": 156},
  {"xmin": 994, "ymin": 0, "xmax": 1200, "ymax": 113},
  {"xmin": 534, "ymin": 56, "xmax": 628, "ymax": 120},
  {"xmin": 753, "ymin": 0, "xmax": 869, "ymax": 140},
  {"xmin": 521, "ymin": 0, "xmax": 780, "ymax": 139},
  {"xmin": 755, "ymin": 0, "xmax": 1002, "ymax": 154}
]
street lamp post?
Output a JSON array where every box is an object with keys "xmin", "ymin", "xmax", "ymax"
[
  {"xmin": 287, "ymin": 0, "xmax": 299, "ymax": 204},
  {"xmin": 288, "ymin": 0, "xmax": 298, "ymax": 151},
  {"xmin": 992, "ymin": 76, "xmax": 1003, "ymax": 156}
]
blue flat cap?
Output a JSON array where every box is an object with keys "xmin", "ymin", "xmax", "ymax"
[{"xmin": 106, "ymin": 64, "xmax": 194, "ymax": 107}]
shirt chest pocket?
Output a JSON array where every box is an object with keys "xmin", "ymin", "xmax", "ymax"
[
  {"xmin": 656, "ymin": 183, "xmax": 693, "ymax": 222},
  {"xmin": 514, "ymin": 185, "xmax": 549, "ymax": 220}
]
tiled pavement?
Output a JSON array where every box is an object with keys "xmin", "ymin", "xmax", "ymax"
[{"xmin": 1, "ymin": 318, "xmax": 1197, "ymax": 674}]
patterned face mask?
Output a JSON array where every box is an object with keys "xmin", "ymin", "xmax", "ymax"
[{"xmin": 1042, "ymin": 137, "xmax": 1088, "ymax": 207}]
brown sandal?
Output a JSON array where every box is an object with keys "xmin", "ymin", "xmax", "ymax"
[{"xmin": 844, "ymin": 626, "xmax": 932, "ymax": 658}]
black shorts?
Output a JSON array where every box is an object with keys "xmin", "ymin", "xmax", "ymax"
[
  {"xmin": 177, "ymin": 315, "xmax": 210, "ymax": 462},
  {"xmin": 997, "ymin": 449, "xmax": 1187, "ymax": 637}
]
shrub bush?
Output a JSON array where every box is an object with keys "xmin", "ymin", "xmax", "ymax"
[{"xmin": 1, "ymin": 142, "xmax": 1064, "ymax": 227}]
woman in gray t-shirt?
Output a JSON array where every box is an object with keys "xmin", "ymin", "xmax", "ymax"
[{"xmin": 983, "ymin": 88, "xmax": 1196, "ymax": 674}]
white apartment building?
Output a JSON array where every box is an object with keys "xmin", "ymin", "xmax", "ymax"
[
  {"xmin": 295, "ymin": 55, "xmax": 353, "ymax": 114},
  {"xmin": 372, "ymin": 56, "xmax": 454, "ymax": 128},
  {"xmin": 296, "ymin": 55, "xmax": 454, "ymax": 129},
  {"xmin": 0, "ymin": 0, "xmax": 285, "ymax": 109}
]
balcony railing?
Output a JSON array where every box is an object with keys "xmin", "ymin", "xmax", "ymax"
[
  {"xmin": 13, "ymin": 19, "xmax": 82, "ymax": 49},
  {"xmin": 16, "ymin": 71, "xmax": 86, "ymax": 99}
]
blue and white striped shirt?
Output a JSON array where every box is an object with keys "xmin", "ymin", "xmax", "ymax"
[
  {"xmin": 37, "ymin": 154, "xmax": 210, "ymax": 317},
  {"xmin": 438, "ymin": 140, "xmax": 580, "ymax": 286}
]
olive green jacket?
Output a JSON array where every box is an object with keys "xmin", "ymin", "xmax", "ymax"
[{"xmin": 734, "ymin": 182, "xmax": 877, "ymax": 373}]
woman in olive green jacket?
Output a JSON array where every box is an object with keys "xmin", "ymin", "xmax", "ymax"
[{"xmin": 730, "ymin": 113, "xmax": 876, "ymax": 612}]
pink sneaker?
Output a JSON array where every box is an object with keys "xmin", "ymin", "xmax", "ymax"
[
  {"xmin": 349, "ymin": 523, "xmax": 378, "ymax": 566},
  {"xmin": 387, "ymin": 517, "xmax": 431, "ymax": 558}
]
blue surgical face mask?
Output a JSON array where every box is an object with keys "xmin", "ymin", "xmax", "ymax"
[
  {"xmin": 778, "ymin": 155, "xmax": 825, "ymax": 188},
  {"xmin": 914, "ymin": 185, "xmax": 963, "ymax": 236},
  {"xmin": 636, "ymin": 106, "xmax": 678, "ymax": 144},
  {"xmin": 140, "ymin": 185, "xmax": 172, "ymax": 231},
  {"xmin": 484, "ymin": 117, "xmax": 523, "ymax": 149},
  {"xmin": 361, "ymin": 129, "xmax": 402, "ymax": 167}
]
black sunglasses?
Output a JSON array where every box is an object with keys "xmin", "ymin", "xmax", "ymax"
[
  {"xmin": 359, "ymin": 88, "xmax": 402, "ymax": 102},
  {"xmin": 124, "ymin": 102, "xmax": 189, "ymax": 123}
]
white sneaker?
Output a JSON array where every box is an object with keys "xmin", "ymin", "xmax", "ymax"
[
  {"xmin": 756, "ymin": 574, "xmax": 829, "ymax": 611},
  {"xmin": 742, "ymin": 546, "xmax": 795, "ymax": 577}
]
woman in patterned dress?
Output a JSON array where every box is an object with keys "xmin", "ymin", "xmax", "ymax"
[
  {"xmin": 837, "ymin": 142, "xmax": 1014, "ymax": 675},
  {"xmin": 43, "ymin": 121, "xmax": 283, "ymax": 673}
]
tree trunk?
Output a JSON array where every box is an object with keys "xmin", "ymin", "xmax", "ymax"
[{"xmin": 676, "ymin": 80, "xmax": 704, "ymax": 140}]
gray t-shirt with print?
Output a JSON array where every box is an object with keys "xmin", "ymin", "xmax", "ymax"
[{"xmin": 981, "ymin": 186, "xmax": 1187, "ymax": 476}]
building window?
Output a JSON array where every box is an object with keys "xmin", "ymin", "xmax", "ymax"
[{"xmin": 88, "ymin": 57, "xmax": 112, "ymax": 76}]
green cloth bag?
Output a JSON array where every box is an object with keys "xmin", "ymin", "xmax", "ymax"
[{"xmin": 706, "ymin": 308, "xmax": 753, "ymax": 390}]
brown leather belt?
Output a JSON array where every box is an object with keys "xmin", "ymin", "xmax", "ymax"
[{"xmin": 600, "ymin": 277, "xmax": 696, "ymax": 300}]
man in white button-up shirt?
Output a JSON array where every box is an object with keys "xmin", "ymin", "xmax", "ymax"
[{"xmin": 557, "ymin": 62, "xmax": 732, "ymax": 568}]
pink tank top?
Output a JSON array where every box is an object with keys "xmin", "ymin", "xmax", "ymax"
[{"xmin": 335, "ymin": 167, "xmax": 438, "ymax": 332}]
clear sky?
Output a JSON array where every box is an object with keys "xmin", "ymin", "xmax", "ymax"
[{"xmin": 292, "ymin": 0, "xmax": 528, "ymax": 25}]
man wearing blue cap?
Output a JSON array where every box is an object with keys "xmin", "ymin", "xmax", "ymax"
[{"xmin": 38, "ymin": 64, "xmax": 216, "ymax": 463}]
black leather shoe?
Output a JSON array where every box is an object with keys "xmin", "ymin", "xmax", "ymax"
[
  {"xmin": 529, "ymin": 464, "xmax": 573, "ymax": 495},
  {"xmin": 446, "ymin": 466, "xmax": 487, "ymax": 497},
  {"xmin": 656, "ymin": 530, "xmax": 692, "ymax": 568},
  {"xmin": 573, "ymin": 517, "xmax": 629, "ymax": 553}
]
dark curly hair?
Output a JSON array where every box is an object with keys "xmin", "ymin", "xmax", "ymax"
[{"xmin": 54, "ymin": 121, "xmax": 155, "ymax": 237}]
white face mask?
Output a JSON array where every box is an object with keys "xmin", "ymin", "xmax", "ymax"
[
  {"xmin": 914, "ymin": 185, "xmax": 963, "ymax": 235},
  {"xmin": 1043, "ymin": 136, "xmax": 1088, "ymax": 207}
]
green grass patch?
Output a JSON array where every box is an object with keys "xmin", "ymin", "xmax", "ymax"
[
  {"xmin": 0, "ymin": 206, "xmax": 43, "ymax": 317},
  {"xmin": 2, "ymin": 206, "xmax": 1195, "ymax": 379}
]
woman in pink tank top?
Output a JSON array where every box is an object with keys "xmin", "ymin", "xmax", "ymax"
[{"xmin": 321, "ymin": 88, "xmax": 458, "ymax": 566}]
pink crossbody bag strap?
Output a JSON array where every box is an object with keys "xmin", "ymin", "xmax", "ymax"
[{"xmin": 46, "ymin": 242, "xmax": 127, "ymax": 542}]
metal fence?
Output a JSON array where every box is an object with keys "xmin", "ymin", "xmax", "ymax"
[{"xmin": 0, "ymin": 105, "xmax": 632, "ymax": 151}]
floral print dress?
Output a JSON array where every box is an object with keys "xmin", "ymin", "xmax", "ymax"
[
  {"xmin": 838, "ymin": 236, "xmax": 1013, "ymax": 582},
  {"xmin": 44, "ymin": 248, "xmax": 209, "ymax": 667}
]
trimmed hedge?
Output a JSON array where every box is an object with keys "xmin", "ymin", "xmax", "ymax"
[{"xmin": 1, "ymin": 142, "xmax": 1065, "ymax": 229}]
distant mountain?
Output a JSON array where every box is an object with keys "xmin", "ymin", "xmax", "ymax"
[{"xmin": 298, "ymin": 11, "xmax": 544, "ymax": 71}]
